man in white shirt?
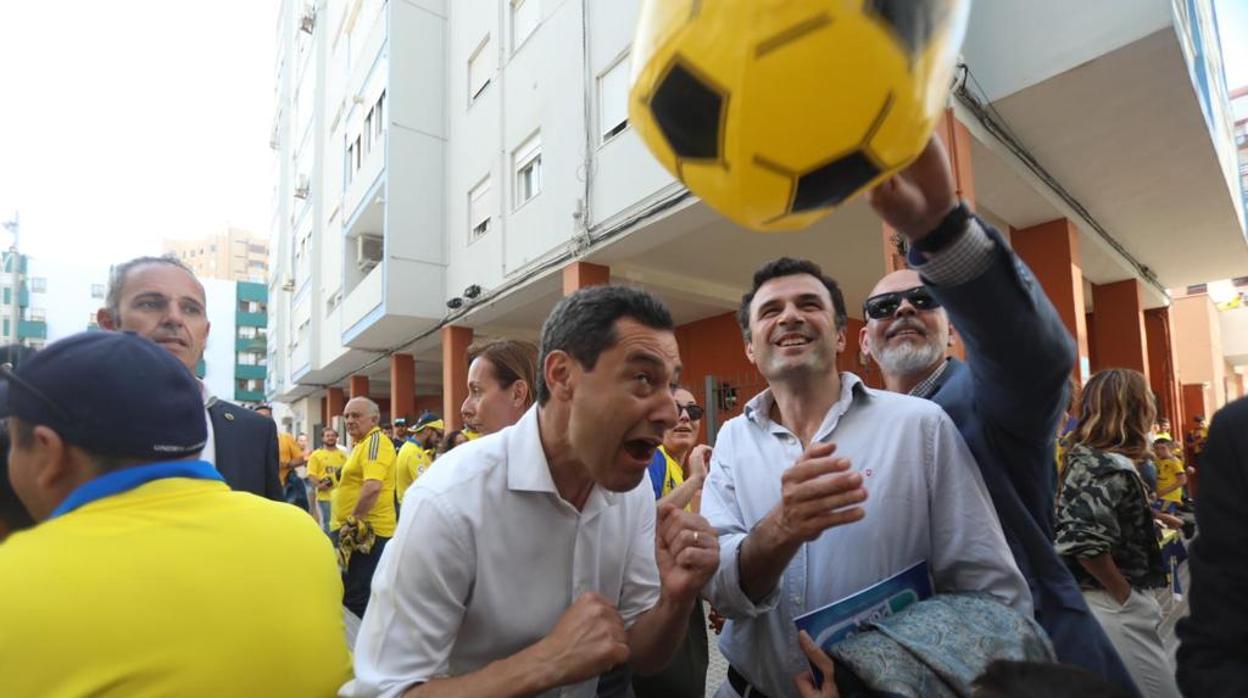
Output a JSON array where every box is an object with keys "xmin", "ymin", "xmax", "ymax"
[
  {"xmin": 349, "ymin": 286, "xmax": 720, "ymax": 698},
  {"xmin": 701, "ymin": 257, "xmax": 1031, "ymax": 698}
]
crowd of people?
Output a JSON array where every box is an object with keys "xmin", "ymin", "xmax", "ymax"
[{"xmin": 0, "ymin": 135, "xmax": 1244, "ymax": 698}]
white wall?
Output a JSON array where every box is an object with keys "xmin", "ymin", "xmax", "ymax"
[
  {"xmin": 201, "ymin": 278, "xmax": 238, "ymax": 402},
  {"xmin": 962, "ymin": 0, "xmax": 1171, "ymax": 102}
]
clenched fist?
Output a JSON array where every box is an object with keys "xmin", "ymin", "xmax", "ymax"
[
  {"xmin": 533, "ymin": 593, "xmax": 630, "ymax": 687},
  {"xmin": 656, "ymin": 495, "xmax": 719, "ymax": 604}
]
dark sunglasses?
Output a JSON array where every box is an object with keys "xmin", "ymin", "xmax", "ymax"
[
  {"xmin": 677, "ymin": 402, "xmax": 704, "ymax": 421},
  {"xmin": 863, "ymin": 287, "xmax": 941, "ymax": 320}
]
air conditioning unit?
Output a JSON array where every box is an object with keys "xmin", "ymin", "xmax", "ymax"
[
  {"xmin": 299, "ymin": 5, "xmax": 317, "ymax": 34},
  {"xmin": 280, "ymin": 277, "xmax": 295, "ymax": 292},
  {"xmin": 294, "ymin": 175, "xmax": 310, "ymax": 200},
  {"xmin": 356, "ymin": 234, "xmax": 383, "ymax": 272}
]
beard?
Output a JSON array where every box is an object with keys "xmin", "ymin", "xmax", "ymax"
[{"xmin": 873, "ymin": 319, "xmax": 949, "ymax": 378}]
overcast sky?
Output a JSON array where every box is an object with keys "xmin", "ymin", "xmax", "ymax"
[
  {"xmin": 0, "ymin": 1, "xmax": 276, "ymax": 268},
  {"xmin": 0, "ymin": 1, "xmax": 1245, "ymax": 270}
]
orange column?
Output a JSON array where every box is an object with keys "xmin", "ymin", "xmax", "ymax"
[
  {"xmin": 1011, "ymin": 218, "xmax": 1089, "ymax": 380},
  {"xmin": 562, "ymin": 262, "xmax": 610, "ymax": 295},
  {"xmin": 1144, "ymin": 308, "xmax": 1183, "ymax": 434},
  {"xmin": 1090, "ymin": 280, "xmax": 1149, "ymax": 380},
  {"xmin": 390, "ymin": 353, "xmax": 415, "ymax": 423},
  {"xmin": 349, "ymin": 375, "xmax": 369, "ymax": 400},
  {"xmin": 327, "ymin": 387, "xmax": 346, "ymax": 419},
  {"xmin": 320, "ymin": 395, "xmax": 328, "ymax": 427},
  {"xmin": 442, "ymin": 325, "xmax": 474, "ymax": 432}
]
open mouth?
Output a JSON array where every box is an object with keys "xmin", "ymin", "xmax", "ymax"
[
  {"xmin": 886, "ymin": 324, "xmax": 925, "ymax": 341},
  {"xmin": 622, "ymin": 438, "xmax": 660, "ymax": 464},
  {"xmin": 774, "ymin": 332, "xmax": 812, "ymax": 348}
]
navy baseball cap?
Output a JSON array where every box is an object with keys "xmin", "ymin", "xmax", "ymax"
[{"xmin": 0, "ymin": 331, "xmax": 207, "ymax": 460}]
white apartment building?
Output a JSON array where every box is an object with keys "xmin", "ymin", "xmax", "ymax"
[{"xmin": 269, "ymin": 0, "xmax": 1247, "ymax": 441}]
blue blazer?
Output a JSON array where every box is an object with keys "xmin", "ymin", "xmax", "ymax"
[
  {"xmin": 914, "ymin": 223, "xmax": 1139, "ymax": 696},
  {"xmin": 207, "ymin": 400, "xmax": 282, "ymax": 501}
]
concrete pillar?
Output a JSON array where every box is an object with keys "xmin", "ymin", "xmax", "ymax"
[
  {"xmin": 327, "ymin": 387, "xmax": 346, "ymax": 419},
  {"xmin": 1144, "ymin": 308, "xmax": 1183, "ymax": 434},
  {"xmin": 561, "ymin": 262, "xmax": 610, "ymax": 296},
  {"xmin": 1011, "ymin": 218, "xmax": 1090, "ymax": 381},
  {"xmin": 1090, "ymin": 280, "xmax": 1149, "ymax": 380},
  {"xmin": 442, "ymin": 325, "xmax": 474, "ymax": 432},
  {"xmin": 349, "ymin": 375, "xmax": 369, "ymax": 400},
  {"xmin": 937, "ymin": 109, "xmax": 977, "ymax": 210},
  {"xmin": 390, "ymin": 353, "xmax": 415, "ymax": 424}
]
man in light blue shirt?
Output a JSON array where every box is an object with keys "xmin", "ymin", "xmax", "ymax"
[{"xmin": 701, "ymin": 256, "xmax": 1031, "ymax": 698}]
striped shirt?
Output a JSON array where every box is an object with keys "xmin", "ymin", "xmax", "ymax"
[{"xmin": 331, "ymin": 426, "xmax": 398, "ymax": 537}]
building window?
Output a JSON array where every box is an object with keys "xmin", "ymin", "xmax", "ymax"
[
  {"xmin": 90, "ymin": 283, "xmax": 105, "ymax": 298},
  {"xmin": 599, "ymin": 54, "xmax": 631, "ymax": 142},
  {"xmin": 374, "ymin": 91, "xmax": 385, "ymax": 141},
  {"xmin": 469, "ymin": 176, "xmax": 492, "ymax": 241},
  {"xmin": 468, "ymin": 36, "xmax": 494, "ymax": 104},
  {"xmin": 513, "ymin": 135, "xmax": 542, "ymax": 208},
  {"xmin": 346, "ymin": 142, "xmax": 355, "ymax": 184},
  {"xmin": 511, "ymin": 0, "xmax": 539, "ymax": 51},
  {"xmin": 30, "ymin": 277, "xmax": 46, "ymax": 292},
  {"xmin": 364, "ymin": 106, "xmax": 375, "ymax": 154},
  {"xmin": 28, "ymin": 308, "xmax": 46, "ymax": 322},
  {"xmin": 353, "ymin": 135, "xmax": 362, "ymax": 171}
]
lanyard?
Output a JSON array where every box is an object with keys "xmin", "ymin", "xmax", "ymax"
[{"xmin": 50, "ymin": 460, "xmax": 224, "ymax": 519}]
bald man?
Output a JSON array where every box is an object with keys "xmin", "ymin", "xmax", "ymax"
[{"xmin": 857, "ymin": 138, "xmax": 1138, "ymax": 696}]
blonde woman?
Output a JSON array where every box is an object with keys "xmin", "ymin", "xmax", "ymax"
[{"xmin": 1055, "ymin": 368, "xmax": 1178, "ymax": 698}]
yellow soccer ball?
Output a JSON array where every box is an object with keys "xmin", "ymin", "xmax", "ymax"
[{"xmin": 629, "ymin": 0, "xmax": 970, "ymax": 232}]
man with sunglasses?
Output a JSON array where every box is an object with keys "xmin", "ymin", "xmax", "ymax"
[{"xmin": 859, "ymin": 138, "xmax": 1137, "ymax": 695}]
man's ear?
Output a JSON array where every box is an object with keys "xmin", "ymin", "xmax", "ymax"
[
  {"xmin": 543, "ymin": 350, "xmax": 575, "ymax": 402},
  {"xmin": 96, "ymin": 308, "xmax": 117, "ymax": 330},
  {"xmin": 31, "ymin": 425, "xmax": 71, "ymax": 491},
  {"xmin": 858, "ymin": 324, "xmax": 872, "ymax": 360}
]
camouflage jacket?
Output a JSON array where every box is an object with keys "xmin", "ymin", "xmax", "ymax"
[{"xmin": 1055, "ymin": 443, "xmax": 1168, "ymax": 590}]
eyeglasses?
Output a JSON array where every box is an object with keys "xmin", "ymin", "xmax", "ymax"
[
  {"xmin": 863, "ymin": 287, "xmax": 942, "ymax": 320},
  {"xmin": 677, "ymin": 402, "xmax": 704, "ymax": 421}
]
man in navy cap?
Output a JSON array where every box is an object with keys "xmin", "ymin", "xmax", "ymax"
[
  {"xmin": 96, "ymin": 255, "xmax": 281, "ymax": 500},
  {"xmin": 0, "ymin": 331, "xmax": 350, "ymax": 695}
]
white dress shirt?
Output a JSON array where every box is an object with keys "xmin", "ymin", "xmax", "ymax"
[
  {"xmin": 702, "ymin": 373, "xmax": 1031, "ymax": 698},
  {"xmin": 198, "ymin": 379, "xmax": 216, "ymax": 467},
  {"xmin": 345, "ymin": 405, "xmax": 662, "ymax": 698}
]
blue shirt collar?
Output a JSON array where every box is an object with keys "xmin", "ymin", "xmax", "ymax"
[{"xmin": 50, "ymin": 459, "xmax": 224, "ymax": 519}]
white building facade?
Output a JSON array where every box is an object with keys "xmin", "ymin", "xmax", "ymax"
[{"xmin": 269, "ymin": 0, "xmax": 1248, "ymax": 441}]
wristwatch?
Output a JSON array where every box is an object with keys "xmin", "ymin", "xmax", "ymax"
[{"xmin": 911, "ymin": 202, "xmax": 971, "ymax": 255}]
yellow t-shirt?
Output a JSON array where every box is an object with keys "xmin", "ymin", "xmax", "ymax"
[
  {"xmin": 1156, "ymin": 457, "xmax": 1186, "ymax": 504},
  {"xmin": 0, "ymin": 477, "xmax": 350, "ymax": 697},
  {"xmin": 278, "ymin": 432, "xmax": 302, "ymax": 486},
  {"xmin": 307, "ymin": 447, "xmax": 348, "ymax": 502},
  {"xmin": 332, "ymin": 426, "xmax": 398, "ymax": 536},
  {"xmin": 395, "ymin": 441, "xmax": 435, "ymax": 503}
]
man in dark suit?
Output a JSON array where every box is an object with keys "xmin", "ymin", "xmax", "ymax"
[
  {"xmin": 857, "ymin": 138, "xmax": 1138, "ymax": 696},
  {"xmin": 1177, "ymin": 395, "xmax": 1248, "ymax": 696},
  {"xmin": 97, "ymin": 256, "xmax": 281, "ymax": 500}
]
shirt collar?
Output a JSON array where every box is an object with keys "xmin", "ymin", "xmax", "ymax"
[
  {"xmin": 198, "ymin": 379, "xmax": 217, "ymax": 408},
  {"xmin": 908, "ymin": 359, "xmax": 952, "ymax": 399},
  {"xmin": 744, "ymin": 372, "xmax": 870, "ymax": 440},
  {"xmin": 506, "ymin": 405, "xmax": 618, "ymax": 512},
  {"xmin": 50, "ymin": 459, "xmax": 224, "ymax": 519}
]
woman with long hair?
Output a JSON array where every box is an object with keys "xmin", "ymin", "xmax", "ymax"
[{"xmin": 1055, "ymin": 368, "xmax": 1178, "ymax": 698}]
